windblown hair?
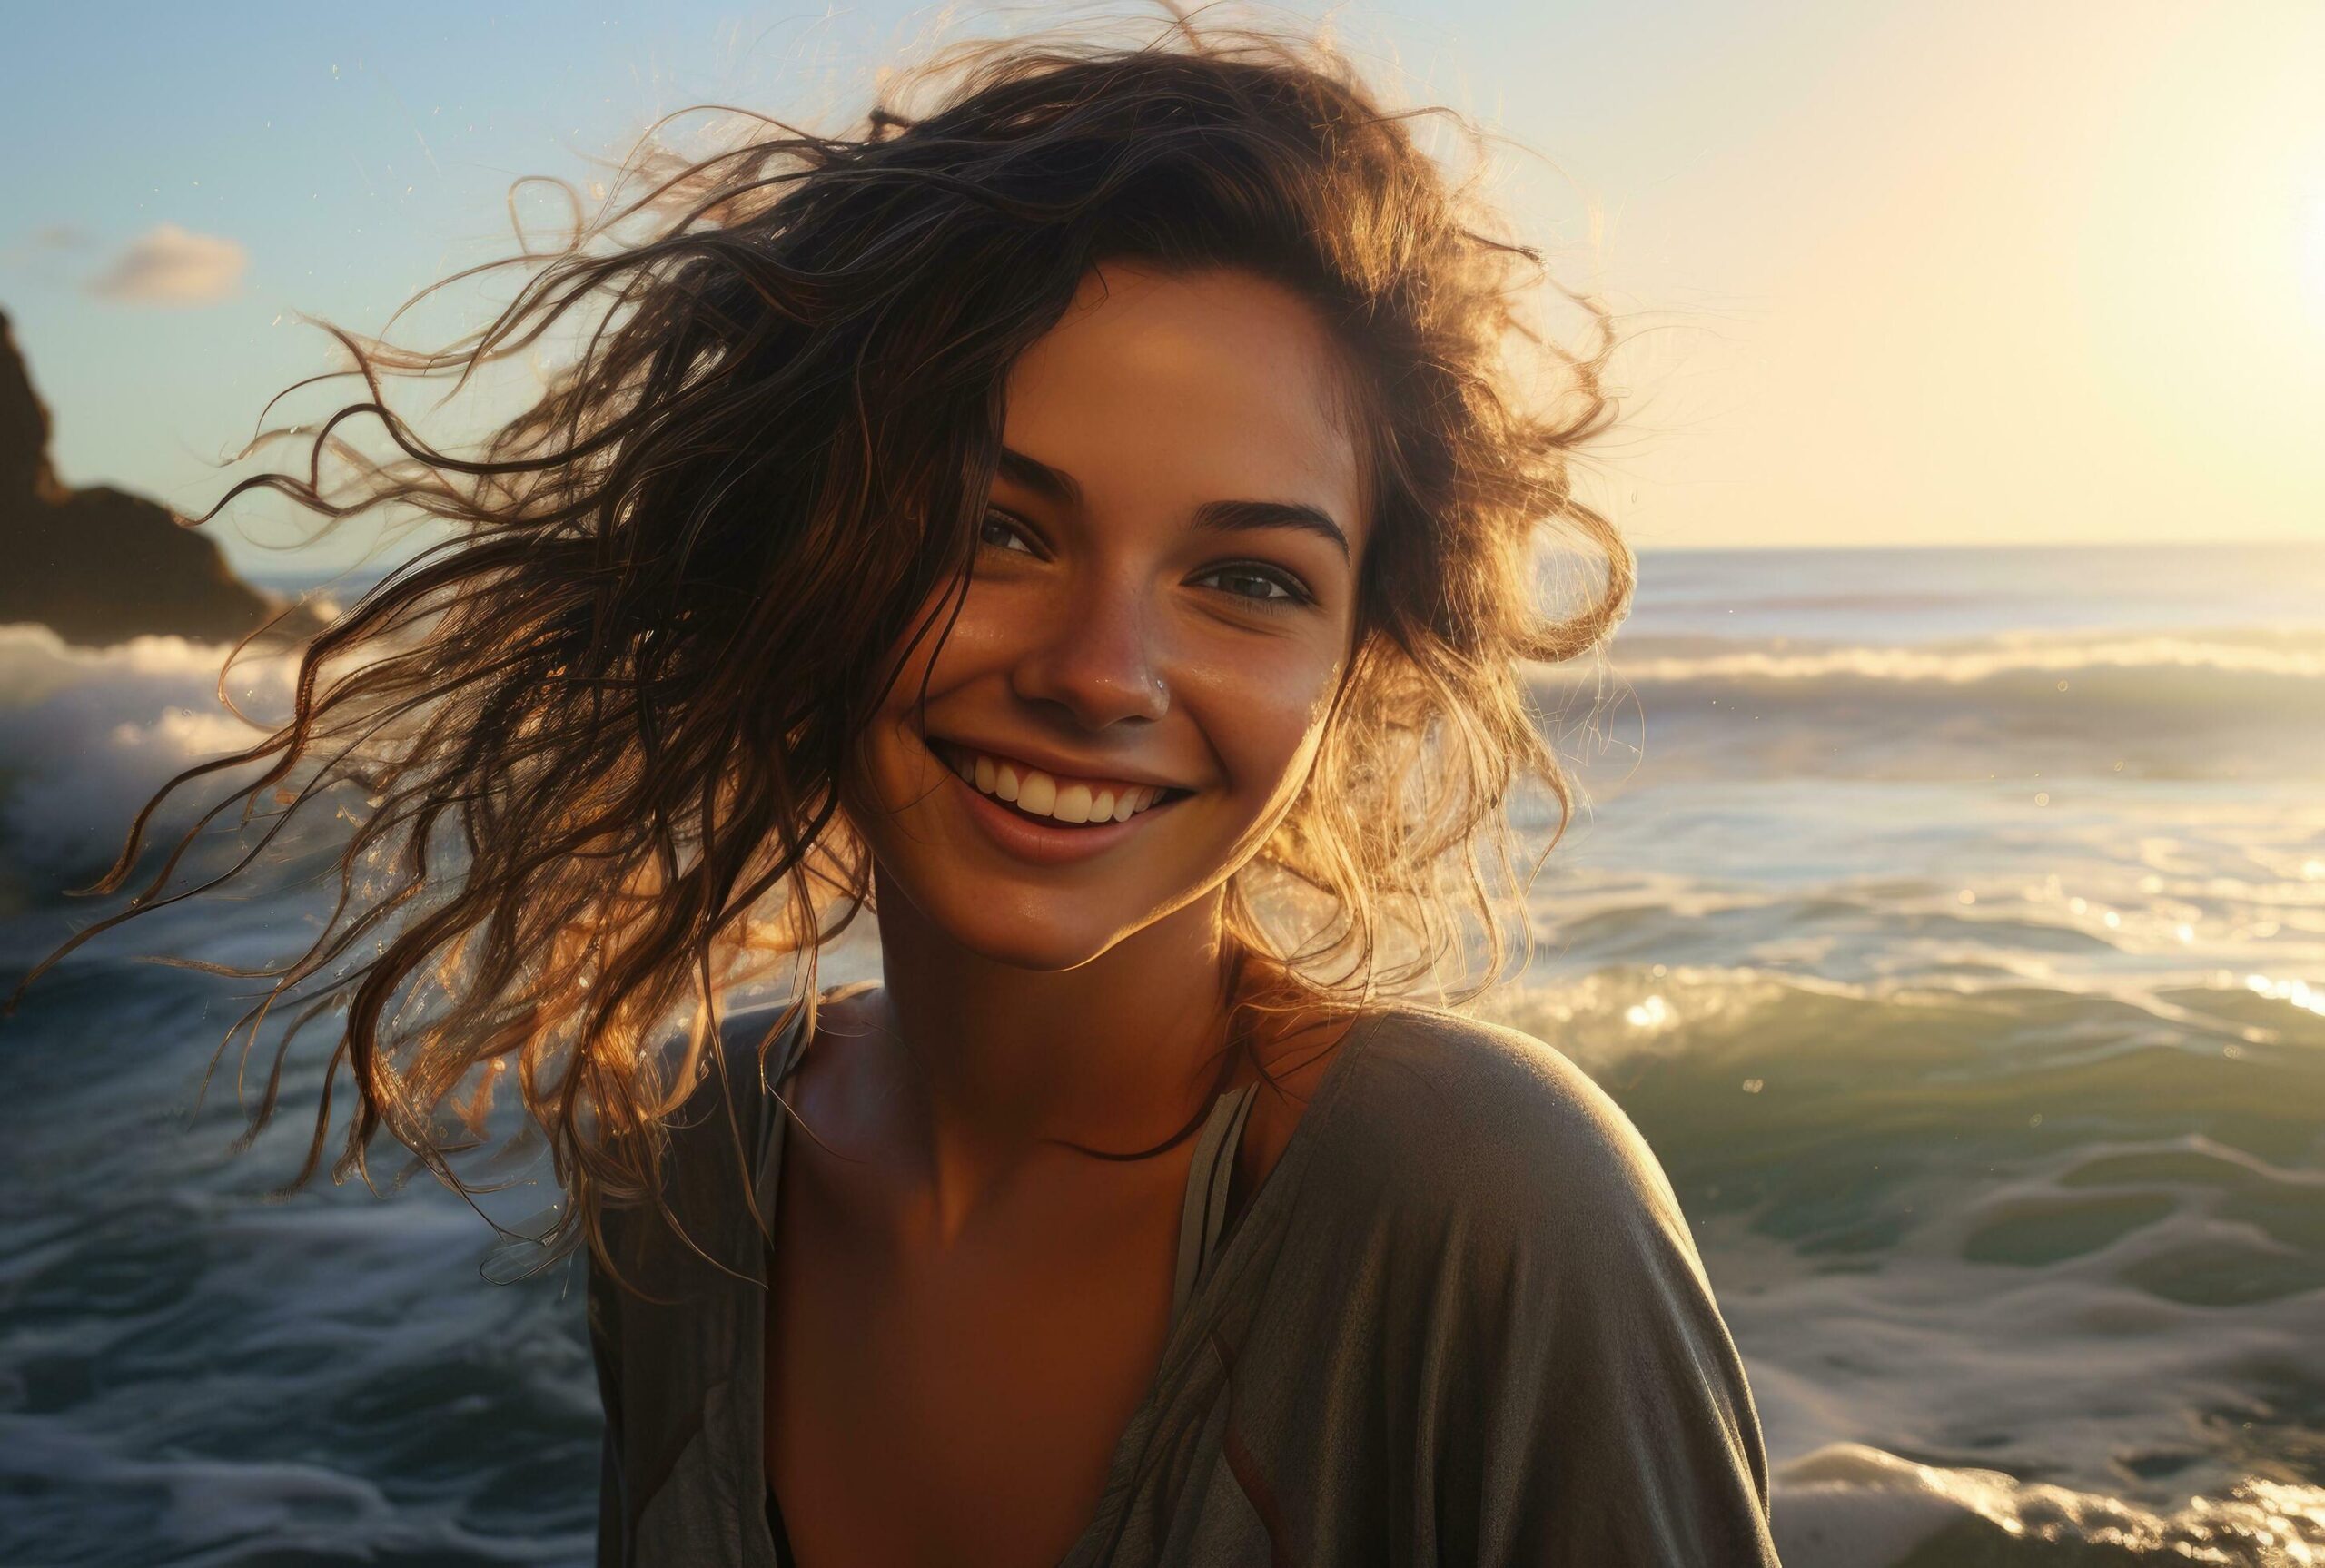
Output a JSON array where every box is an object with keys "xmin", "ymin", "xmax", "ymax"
[{"xmin": 19, "ymin": 11, "xmax": 1631, "ymax": 1269}]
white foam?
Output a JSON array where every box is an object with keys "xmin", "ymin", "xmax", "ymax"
[
  {"xmin": 1568, "ymin": 628, "xmax": 2325, "ymax": 686},
  {"xmin": 1771, "ymin": 1441, "xmax": 2325, "ymax": 1566},
  {"xmin": 0, "ymin": 623, "xmax": 294, "ymax": 874}
]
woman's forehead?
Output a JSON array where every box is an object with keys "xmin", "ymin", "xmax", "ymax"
[{"xmin": 997, "ymin": 263, "xmax": 1368, "ymax": 553}]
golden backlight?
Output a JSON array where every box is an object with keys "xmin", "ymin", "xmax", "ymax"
[{"xmin": 2304, "ymin": 187, "xmax": 2325, "ymax": 329}]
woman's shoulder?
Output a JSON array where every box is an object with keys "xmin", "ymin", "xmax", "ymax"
[
  {"xmin": 1300, "ymin": 1005, "xmax": 1778, "ymax": 1560},
  {"xmin": 1311, "ymin": 1000, "xmax": 1691, "ymax": 1249},
  {"xmin": 591, "ymin": 1000, "xmax": 808, "ymax": 1249}
]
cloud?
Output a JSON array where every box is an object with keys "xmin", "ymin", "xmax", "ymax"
[
  {"xmin": 0, "ymin": 222, "xmax": 94, "ymax": 272},
  {"xmin": 85, "ymin": 222, "xmax": 246, "ymax": 305}
]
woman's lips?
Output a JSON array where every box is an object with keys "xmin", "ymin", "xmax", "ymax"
[
  {"xmin": 931, "ymin": 739, "xmax": 1186, "ymax": 824},
  {"xmin": 934, "ymin": 747, "xmax": 1185, "ymax": 865}
]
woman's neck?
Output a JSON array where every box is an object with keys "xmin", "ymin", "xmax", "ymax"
[{"xmin": 858, "ymin": 876, "xmax": 1239, "ymax": 1216}]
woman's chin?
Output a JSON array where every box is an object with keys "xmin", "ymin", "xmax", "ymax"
[{"xmin": 928, "ymin": 902, "xmax": 1143, "ymax": 972}]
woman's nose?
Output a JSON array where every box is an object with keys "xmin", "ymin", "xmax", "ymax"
[{"xmin": 1008, "ymin": 579, "xmax": 1170, "ymax": 730}]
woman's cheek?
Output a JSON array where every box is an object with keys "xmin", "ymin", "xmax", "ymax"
[{"xmin": 1188, "ymin": 647, "xmax": 1343, "ymax": 806}]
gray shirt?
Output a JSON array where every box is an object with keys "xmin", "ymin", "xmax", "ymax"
[{"xmin": 587, "ymin": 1001, "xmax": 1783, "ymax": 1565}]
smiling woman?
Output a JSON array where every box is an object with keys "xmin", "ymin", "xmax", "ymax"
[
  {"xmin": 854, "ymin": 262, "xmax": 1370, "ymax": 970},
  {"xmin": 13, "ymin": 11, "xmax": 1779, "ymax": 1567}
]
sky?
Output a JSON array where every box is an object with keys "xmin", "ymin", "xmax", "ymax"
[{"xmin": 1, "ymin": 0, "xmax": 2320, "ymax": 578}]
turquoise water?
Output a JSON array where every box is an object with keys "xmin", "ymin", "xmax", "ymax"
[{"xmin": 5, "ymin": 542, "xmax": 2323, "ymax": 1563}]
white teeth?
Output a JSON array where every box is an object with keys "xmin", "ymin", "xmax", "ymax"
[{"xmin": 946, "ymin": 747, "xmax": 1171, "ymax": 824}]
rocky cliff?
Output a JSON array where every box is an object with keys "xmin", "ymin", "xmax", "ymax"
[{"xmin": 0, "ymin": 306, "xmax": 284, "ymax": 647}]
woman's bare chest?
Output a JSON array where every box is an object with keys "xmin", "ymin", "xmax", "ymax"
[{"xmin": 760, "ymin": 1139, "xmax": 1192, "ymax": 1567}]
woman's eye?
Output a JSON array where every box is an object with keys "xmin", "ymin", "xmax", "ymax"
[
  {"xmin": 978, "ymin": 511, "xmax": 1037, "ymax": 555},
  {"xmin": 1198, "ymin": 564, "xmax": 1308, "ymax": 608},
  {"xmin": 972, "ymin": 521, "xmax": 1305, "ymax": 608}
]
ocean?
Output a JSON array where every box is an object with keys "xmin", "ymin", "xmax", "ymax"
[{"xmin": 4, "ymin": 541, "xmax": 2322, "ymax": 1565}]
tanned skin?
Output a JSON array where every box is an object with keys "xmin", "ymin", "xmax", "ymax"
[{"xmin": 763, "ymin": 261, "xmax": 1372, "ymax": 1567}]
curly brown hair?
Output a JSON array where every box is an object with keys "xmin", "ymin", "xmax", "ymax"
[{"xmin": 14, "ymin": 10, "xmax": 1631, "ymax": 1272}]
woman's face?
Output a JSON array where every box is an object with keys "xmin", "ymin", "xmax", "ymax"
[{"xmin": 850, "ymin": 261, "xmax": 1370, "ymax": 971}]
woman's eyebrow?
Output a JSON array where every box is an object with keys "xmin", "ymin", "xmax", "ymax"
[
  {"xmin": 1192, "ymin": 498, "xmax": 1350, "ymax": 563},
  {"xmin": 997, "ymin": 446, "xmax": 1350, "ymax": 562},
  {"xmin": 996, "ymin": 445, "xmax": 1083, "ymax": 508}
]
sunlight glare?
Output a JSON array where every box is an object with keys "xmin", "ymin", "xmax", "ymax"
[{"xmin": 2304, "ymin": 187, "xmax": 2325, "ymax": 329}]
